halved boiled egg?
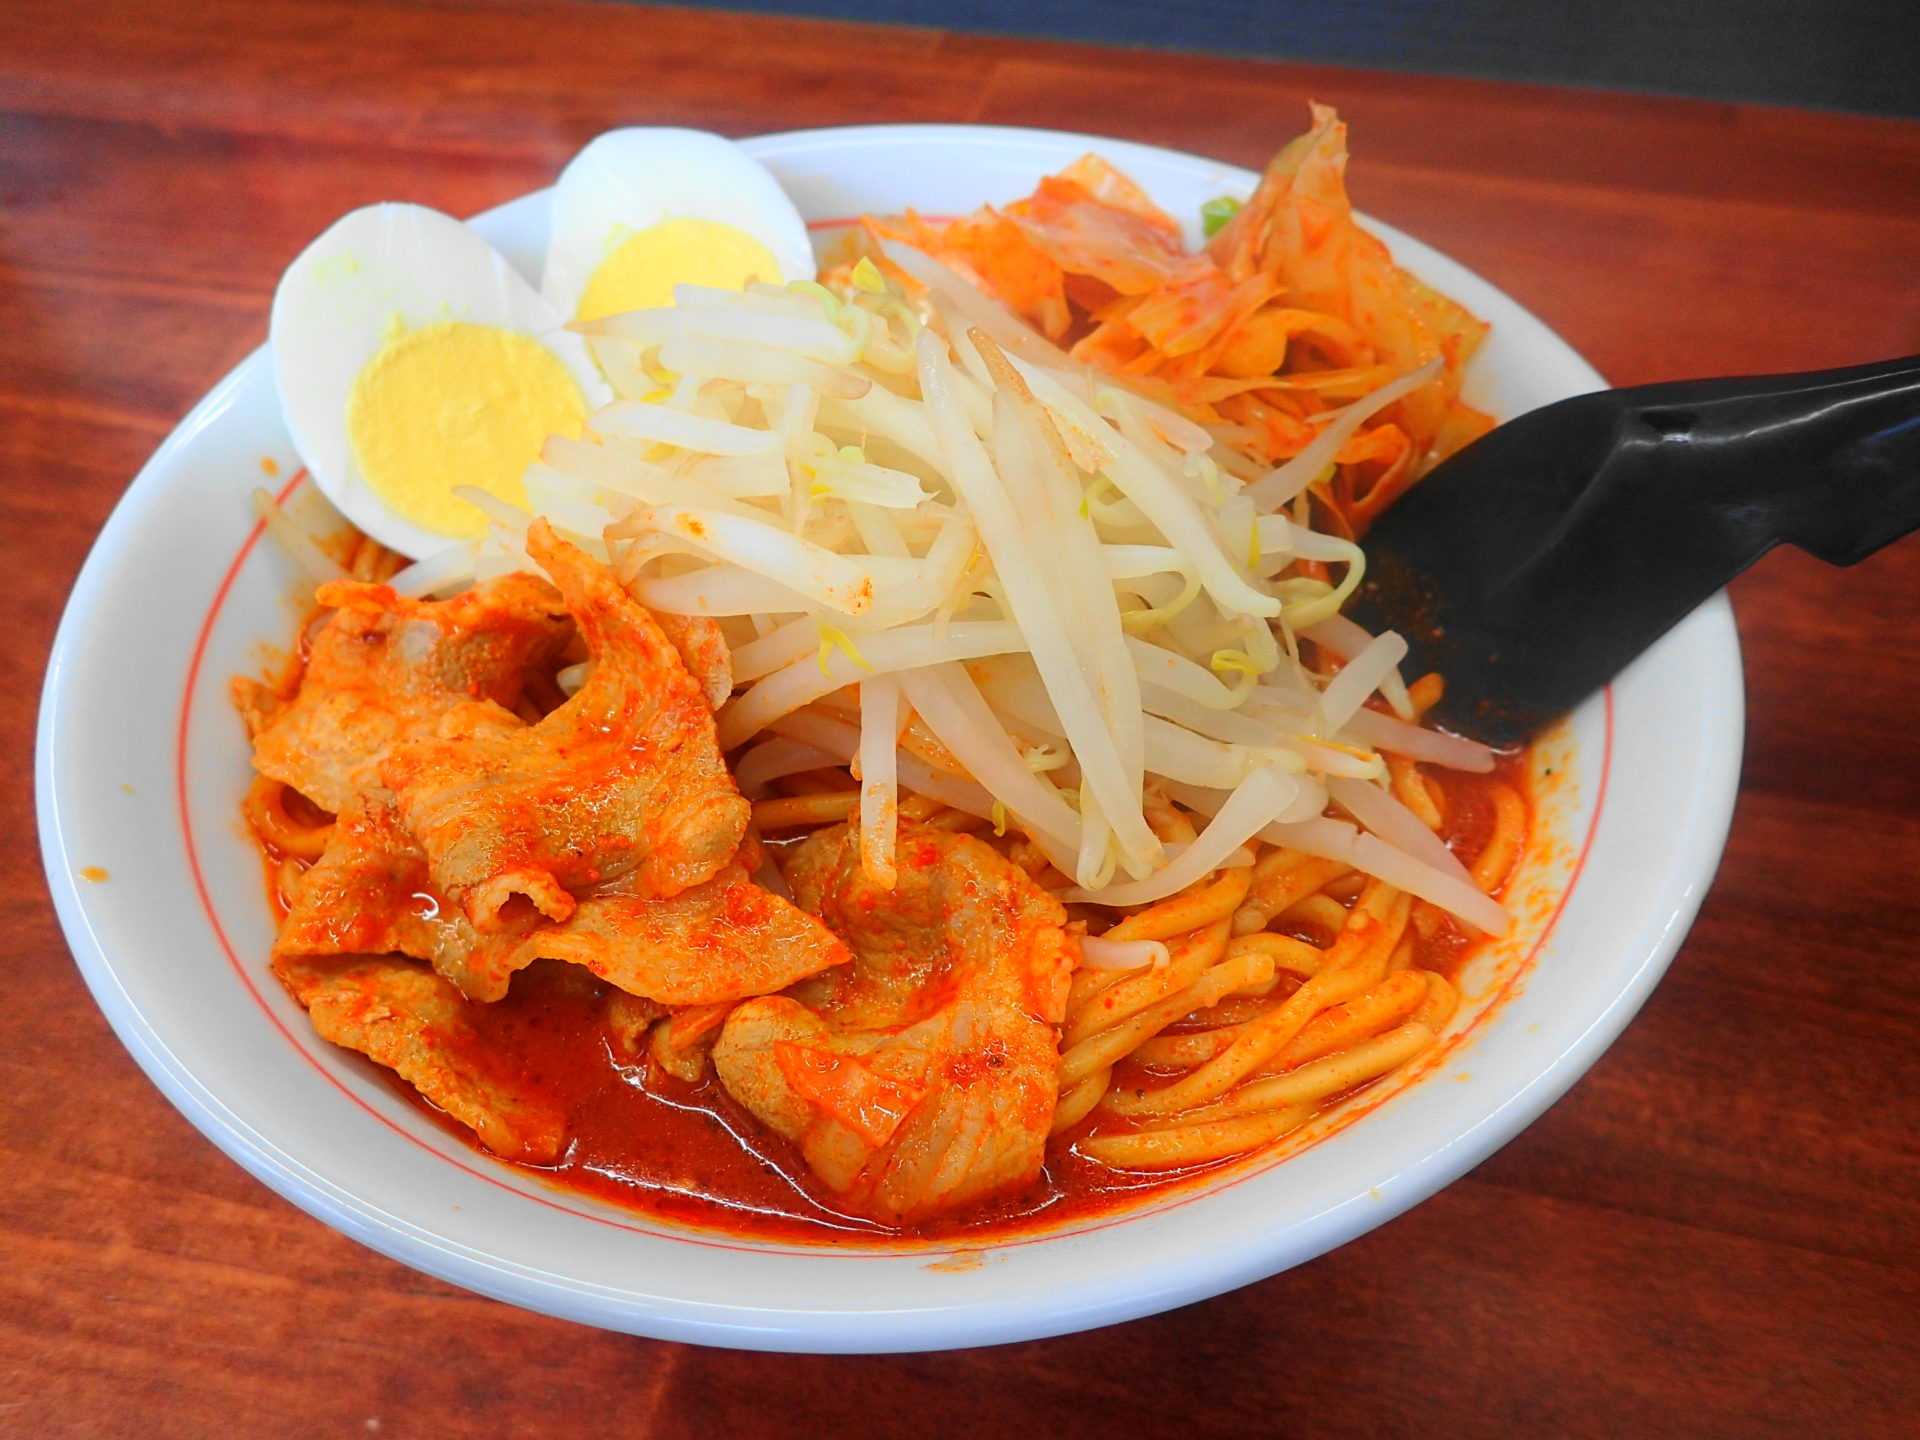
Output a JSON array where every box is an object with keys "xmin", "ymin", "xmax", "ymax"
[
  {"xmin": 271, "ymin": 203, "xmax": 612, "ymax": 560},
  {"xmin": 541, "ymin": 128, "xmax": 816, "ymax": 323}
]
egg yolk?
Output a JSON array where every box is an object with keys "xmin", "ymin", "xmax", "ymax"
[
  {"xmin": 575, "ymin": 218, "xmax": 783, "ymax": 321},
  {"xmin": 346, "ymin": 320, "xmax": 587, "ymax": 538}
]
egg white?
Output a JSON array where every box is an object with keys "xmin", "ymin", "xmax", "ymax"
[
  {"xmin": 270, "ymin": 202, "xmax": 612, "ymax": 561},
  {"xmin": 540, "ymin": 128, "xmax": 817, "ymax": 322}
]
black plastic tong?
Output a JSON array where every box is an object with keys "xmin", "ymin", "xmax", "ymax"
[{"xmin": 1344, "ymin": 353, "xmax": 1920, "ymax": 746}]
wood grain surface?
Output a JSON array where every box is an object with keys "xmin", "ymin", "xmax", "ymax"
[{"xmin": 5, "ymin": 2, "xmax": 1919, "ymax": 1435}]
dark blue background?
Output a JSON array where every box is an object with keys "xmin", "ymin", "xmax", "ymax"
[{"xmin": 646, "ymin": 0, "xmax": 1919, "ymax": 117}]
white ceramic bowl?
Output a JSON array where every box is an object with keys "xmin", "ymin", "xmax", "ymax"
[{"xmin": 36, "ymin": 125, "xmax": 1743, "ymax": 1353}]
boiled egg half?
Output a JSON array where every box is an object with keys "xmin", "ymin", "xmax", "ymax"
[
  {"xmin": 541, "ymin": 128, "xmax": 816, "ymax": 322},
  {"xmin": 271, "ymin": 202, "xmax": 612, "ymax": 560}
]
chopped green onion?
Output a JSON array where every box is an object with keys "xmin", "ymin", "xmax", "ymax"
[{"xmin": 1201, "ymin": 196, "xmax": 1244, "ymax": 238}]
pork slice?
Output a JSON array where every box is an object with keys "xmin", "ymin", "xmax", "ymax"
[
  {"xmin": 272, "ymin": 951, "xmax": 567, "ymax": 1164},
  {"xmin": 382, "ymin": 521, "xmax": 748, "ymax": 931},
  {"xmin": 250, "ymin": 571, "xmax": 570, "ymax": 816},
  {"xmin": 715, "ymin": 824, "xmax": 1076, "ymax": 1224}
]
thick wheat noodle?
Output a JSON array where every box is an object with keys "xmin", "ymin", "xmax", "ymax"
[
  {"xmin": 274, "ymin": 855, "xmax": 305, "ymax": 910},
  {"xmin": 1101, "ymin": 883, "xmax": 1411, "ymax": 1117},
  {"xmin": 1066, "ymin": 964, "xmax": 1128, "ymax": 1015},
  {"xmin": 1123, "ymin": 952, "xmax": 1381, "ymax": 1067},
  {"xmin": 1410, "ymin": 899, "xmax": 1447, "ymax": 942},
  {"xmin": 245, "ymin": 775, "xmax": 333, "ymax": 861},
  {"xmin": 1097, "ymin": 957, "xmax": 1385, "ymax": 1115},
  {"xmin": 1232, "ymin": 846, "xmax": 1320, "ymax": 931},
  {"xmin": 1281, "ymin": 894, "xmax": 1353, "ymax": 935},
  {"xmin": 1227, "ymin": 931, "xmax": 1327, "ymax": 978},
  {"xmin": 1170, "ymin": 1021, "xmax": 1436, "ymax": 1125},
  {"xmin": 1233, "ymin": 854, "xmax": 1350, "ymax": 934},
  {"xmin": 1181, "ymin": 992, "xmax": 1280, "ymax": 1026},
  {"xmin": 648, "ymin": 1023, "xmax": 707, "ymax": 1083},
  {"xmin": 662, "ymin": 1002, "xmax": 733, "ymax": 1050},
  {"xmin": 897, "ymin": 793, "xmax": 946, "ymax": 822},
  {"xmin": 1388, "ymin": 754, "xmax": 1445, "ymax": 829},
  {"xmin": 1248, "ymin": 844, "xmax": 1315, "ymax": 890},
  {"xmin": 751, "ymin": 791, "xmax": 860, "ymax": 829},
  {"xmin": 1471, "ymin": 784, "xmax": 1527, "ymax": 891},
  {"xmin": 1006, "ymin": 836, "xmax": 1052, "ymax": 876},
  {"xmin": 919, "ymin": 807, "xmax": 990, "ymax": 831},
  {"xmin": 1049, "ymin": 1067, "xmax": 1112, "ymax": 1135},
  {"xmin": 776, "ymin": 768, "xmax": 857, "ymax": 796},
  {"xmin": 1105, "ymin": 865, "xmax": 1253, "ymax": 944},
  {"xmin": 1059, "ymin": 944, "xmax": 1274, "ymax": 1087},
  {"xmin": 1385, "ymin": 934, "xmax": 1418, "ymax": 973},
  {"xmin": 1406, "ymin": 673, "xmax": 1445, "ymax": 719},
  {"xmin": 1143, "ymin": 801, "xmax": 1199, "ymax": 846},
  {"xmin": 1129, "ymin": 1024, "xmax": 1243, "ymax": 1069},
  {"xmin": 896, "ymin": 714, "xmax": 971, "ymax": 778},
  {"xmin": 1319, "ymin": 870, "xmax": 1367, "ymax": 903},
  {"xmin": 1249, "ymin": 969, "xmax": 1430, "ymax": 1076},
  {"xmin": 348, "ymin": 533, "xmax": 405, "ymax": 583},
  {"xmin": 1064, "ymin": 920, "xmax": 1229, "ymax": 1046},
  {"xmin": 1078, "ymin": 1104, "xmax": 1318, "ymax": 1169},
  {"xmin": 1410, "ymin": 970, "xmax": 1460, "ymax": 1033}
]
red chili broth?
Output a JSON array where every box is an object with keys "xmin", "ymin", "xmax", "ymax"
[{"xmin": 258, "ymin": 748, "xmax": 1529, "ymax": 1245}]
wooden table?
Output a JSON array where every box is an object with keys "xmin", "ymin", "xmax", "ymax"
[{"xmin": 6, "ymin": 2, "xmax": 1919, "ymax": 1434}]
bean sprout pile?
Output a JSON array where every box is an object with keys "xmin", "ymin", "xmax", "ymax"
[{"xmin": 387, "ymin": 247, "xmax": 1509, "ymax": 935}]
